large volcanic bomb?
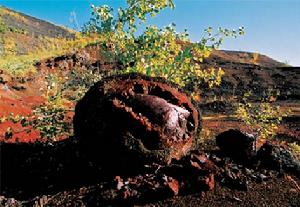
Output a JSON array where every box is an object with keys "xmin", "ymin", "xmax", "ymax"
[{"xmin": 73, "ymin": 74, "xmax": 201, "ymax": 167}]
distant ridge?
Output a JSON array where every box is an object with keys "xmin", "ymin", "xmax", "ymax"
[
  {"xmin": 0, "ymin": 6, "xmax": 286, "ymax": 68},
  {"xmin": 0, "ymin": 6, "xmax": 75, "ymax": 38},
  {"xmin": 0, "ymin": 6, "xmax": 76, "ymax": 55},
  {"xmin": 208, "ymin": 50, "xmax": 287, "ymax": 68}
]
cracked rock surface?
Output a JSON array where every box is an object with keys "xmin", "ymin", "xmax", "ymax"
[{"xmin": 74, "ymin": 74, "xmax": 200, "ymax": 167}]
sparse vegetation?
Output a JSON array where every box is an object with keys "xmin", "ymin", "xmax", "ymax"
[
  {"xmin": 83, "ymin": 0, "xmax": 244, "ymax": 87},
  {"xmin": 0, "ymin": 72, "xmax": 72, "ymax": 141},
  {"xmin": 0, "ymin": 60, "xmax": 105, "ymax": 141},
  {"xmin": 236, "ymin": 92, "xmax": 288, "ymax": 140},
  {"xmin": 0, "ymin": 17, "xmax": 8, "ymax": 33},
  {"xmin": 0, "ymin": 0, "xmax": 245, "ymax": 142},
  {"xmin": 288, "ymin": 142, "xmax": 300, "ymax": 160},
  {"xmin": 0, "ymin": 34, "xmax": 101, "ymax": 76},
  {"xmin": 252, "ymin": 52, "xmax": 259, "ymax": 64},
  {"xmin": 0, "ymin": 6, "xmax": 104, "ymax": 76},
  {"xmin": 1, "ymin": 0, "xmax": 291, "ymax": 145},
  {"xmin": 0, "ymin": 6, "xmax": 29, "ymax": 24}
]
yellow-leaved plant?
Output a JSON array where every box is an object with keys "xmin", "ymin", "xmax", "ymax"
[
  {"xmin": 83, "ymin": 0, "xmax": 244, "ymax": 88},
  {"xmin": 236, "ymin": 92, "xmax": 288, "ymax": 140}
]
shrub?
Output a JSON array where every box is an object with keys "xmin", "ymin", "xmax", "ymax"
[
  {"xmin": 252, "ymin": 52, "xmax": 259, "ymax": 64},
  {"xmin": 1, "ymin": 1, "xmax": 245, "ymax": 142},
  {"xmin": 83, "ymin": 0, "xmax": 244, "ymax": 88},
  {"xmin": 0, "ymin": 56, "xmax": 105, "ymax": 142},
  {"xmin": 288, "ymin": 142, "xmax": 300, "ymax": 160},
  {"xmin": 236, "ymin": 92, "xmax": 288, "ymax": 140},
  {"xmin": 0, "ymin": 72, "xmax": 73, "ymax": 141}
]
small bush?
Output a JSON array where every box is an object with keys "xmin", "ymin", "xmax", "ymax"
[
  {"xmin": 83, "ymin": 0, "xmax": 244, "ymax": 88},
  {"xmin": 236, "ymin": 92, "xmax": 288, "ymax": 140},
  {"xmin": 288, "ymin": 142, "xmax": 300, "ymax": 160}
]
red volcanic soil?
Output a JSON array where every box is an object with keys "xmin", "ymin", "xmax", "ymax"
[
  {"xmin": 0, "ymin": 73, "xmax": 45, "ymax": 143},
  {"xmin": 0, "ymin": 44, "xmax": 116, "ymax": 143},
  {"xmin": 1, "ymin": 45, "xmax": 299, "ymax": 144},
  {"xmin": 0, "ymin": 45, "xmax": 299, "ymax": 206}
]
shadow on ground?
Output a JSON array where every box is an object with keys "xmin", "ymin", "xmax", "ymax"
[{"xmin": 0, "ymin": 138, "xmax": 120, "ymax": 200}]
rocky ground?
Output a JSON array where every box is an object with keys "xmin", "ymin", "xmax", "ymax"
[
  {"xmin": 0, "ymin": 44, "xmax": 299, "ymax": 206},
  {"xmin": 1, "ymin": 131, "xmax": 299, "ymax": 206}
]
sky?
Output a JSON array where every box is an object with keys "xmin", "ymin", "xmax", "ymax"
[{"xmin": 0, "ymin": 0, "xmax": 299, "ymax": 66}]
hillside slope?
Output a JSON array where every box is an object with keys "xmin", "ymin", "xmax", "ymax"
[
  {"xmin": 36, "ymin": 43, "xmax": 298, "ymax": 102},
  {"xmin": 0, "ymin": 6, "xmax": 75, "ymax": 56},
  {"xmin": 208, "ymin": 50, "xmax": 287, "ymax": 68},
  {"xmin": 0, "ymin": 7, "xmax": 298, "ymax": 142}
]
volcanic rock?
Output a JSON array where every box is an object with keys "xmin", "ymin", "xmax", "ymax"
[
  {"xmin": 187, "ymin": 153, "xmax": 217, "ymax": 191},
  {"xmin": 162, "ymin": 152, "xmax": 218, "ymax": 192},
  {"xmin": 221, "ymin": 165, "xmax": 248, "ymax": 191},
  {"xmin": 73, "ymin": 73, "xmax": 200, "ymax": 168},
  {"xmin": 216, "ymin": 129, "xmax": 257, "ymax": 161},
  {"xmin": 257, "ymin": 142, "xmax": 300, "ymax": 177}
]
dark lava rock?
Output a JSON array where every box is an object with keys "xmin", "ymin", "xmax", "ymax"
[
  {"xmin": 221, "ymin": 165, "xmax": 248, "ymax": 191},
  {"xmin": 216, "ymin": 129, "xmax": 256, "ymax": 161},
  {"xmin": 74, "ymin": 73, "xmax": 200, "ymax": 168},
  {"xmin": 161, "ymin": 152, "xmax": 218, "ymax": 193},
  {"xmin": 257, "ymin": 142, "xmax": 300, "ymax": 177}
]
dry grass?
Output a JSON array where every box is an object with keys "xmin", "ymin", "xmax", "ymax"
[{"xmin": 0, "ymin": 33, "xmax": 102, "ymax": 76}]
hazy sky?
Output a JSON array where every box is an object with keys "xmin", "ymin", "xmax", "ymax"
[{"xmin": 1, "ymin": 0, "xmax": 299, "ymax": 66}]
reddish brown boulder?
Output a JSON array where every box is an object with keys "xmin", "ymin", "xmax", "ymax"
[{"xmin": 73, "ymin": 74, "xmax": 200, "ymax": 167}]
